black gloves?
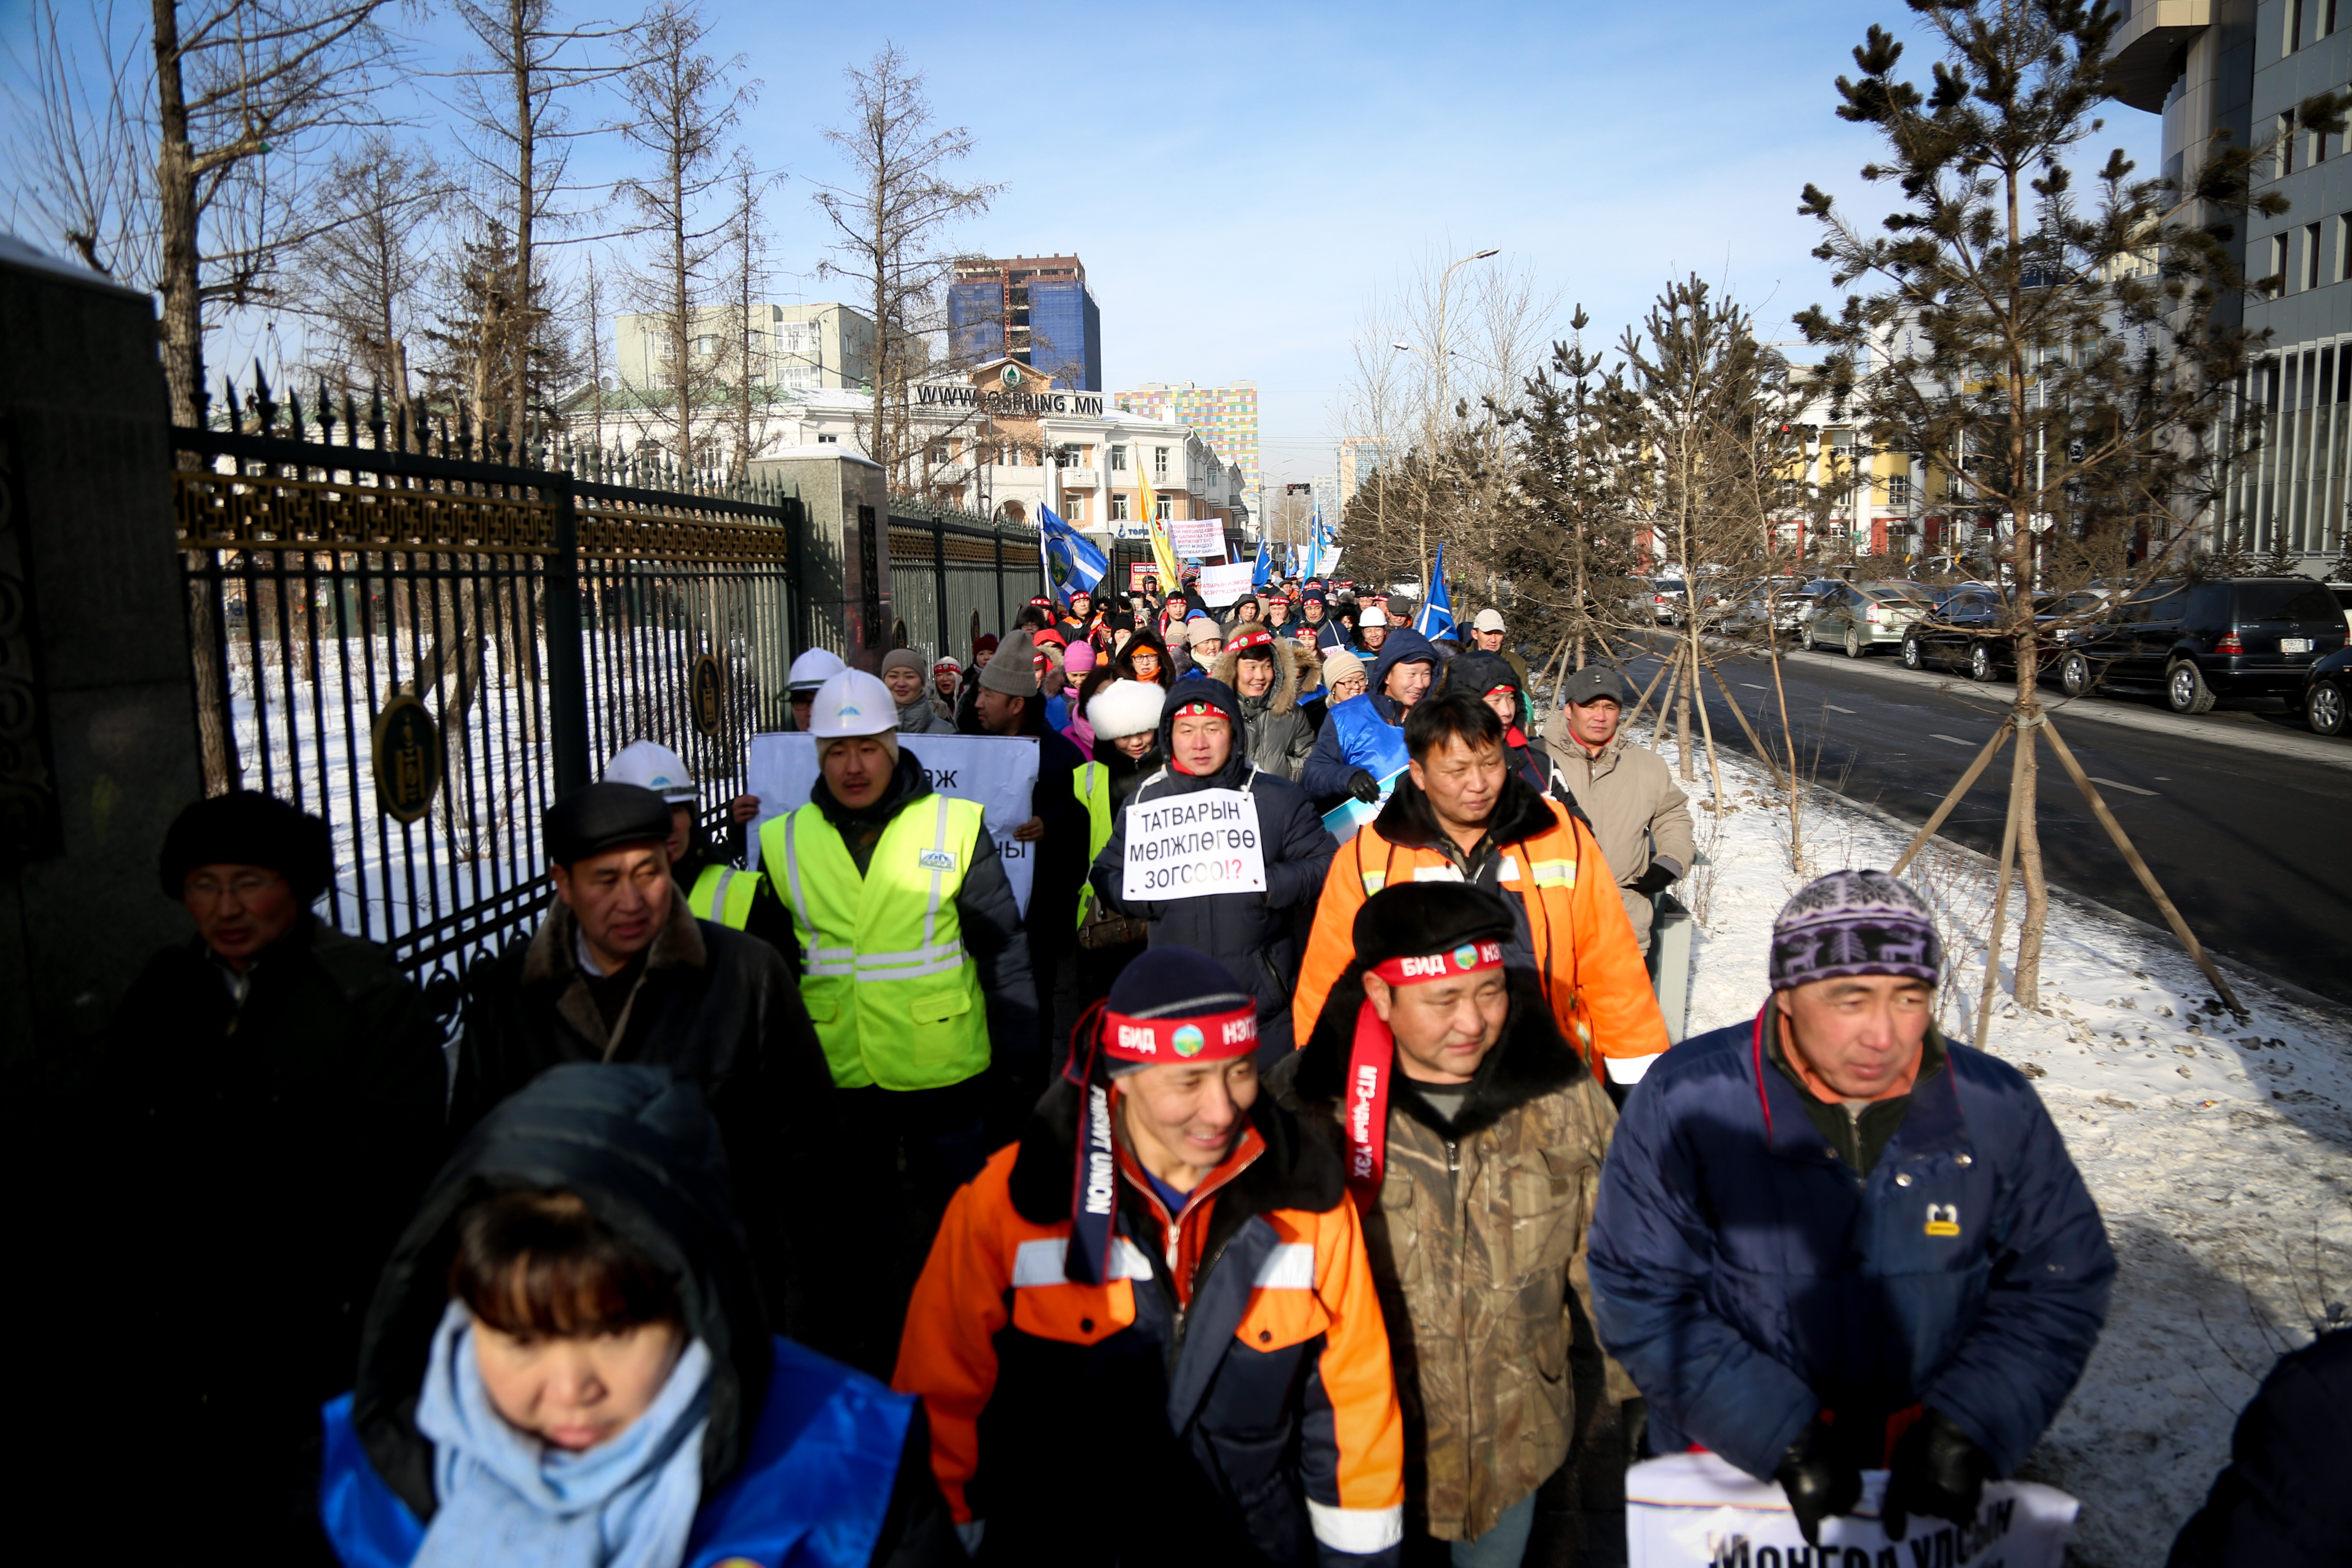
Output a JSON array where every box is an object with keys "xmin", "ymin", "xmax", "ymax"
[
  {"xmin": 1773, "ymin": 1418, "xmax": 1860, "ymax": 1549},
  {"xmin": 1882, "ymin": 1408, "xmax": 1993, "ymax": 1542},
  {"xmin": 1629, "ymin": 862, "xmax": 1679, "ymax": 898},
  {"xmin": 1345, "ymin": 769, "xmax": 1382, "ymax": 805}
]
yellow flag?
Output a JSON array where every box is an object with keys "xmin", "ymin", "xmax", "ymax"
[{"xmin": 1137, "ymin": 467, "xmax": 1181, "ymax": 588}]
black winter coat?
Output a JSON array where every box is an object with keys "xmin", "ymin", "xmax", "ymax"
[
  {"xmin": 109, "ymin": 918, "xmax": 447, "ymax": 1396},
  {"xmin": 1090, "ymin": 678, "xmax": 1337, "ymax": 1064},
  {"xmin": 2170, "ymin": 1329, "xmax": 2352, "ymax": 1568},
  {"xmin": 452, "ymin": 894, "xmax": 844, "ymax": 1335}
]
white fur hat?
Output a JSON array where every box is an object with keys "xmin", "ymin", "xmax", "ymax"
[{"xmin": 1087, "ymin": 678, "xmax": 1167, "ymax": 742}]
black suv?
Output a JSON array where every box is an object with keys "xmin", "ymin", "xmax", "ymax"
[{"xmin": 2054, "ymin": 577, "xmax": 2350, "ymax": 713}]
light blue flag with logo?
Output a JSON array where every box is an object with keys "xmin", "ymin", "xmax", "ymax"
[
  {"xmin": 1038, "ymin": 504, "xmax": 1107, "ymax": 606},
  {"xmin": 1414, "ymin": 544, "xmax": 1458, "ymax": 642},
  {"xmin": 1252, "ymin": 537, "xmax": 1272, "ymax": 588}
]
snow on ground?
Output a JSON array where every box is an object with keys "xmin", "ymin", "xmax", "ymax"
[{"xmin": 1649, "ymin": 722, "xmax": 2352, "ymax": 1567}]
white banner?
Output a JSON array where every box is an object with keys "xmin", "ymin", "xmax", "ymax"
[
  {"xmin": 745, "ymin": 733, "xmax": 1041, "ymax": 915},
  {"xmin": 1197, "ymin": 560, "xmax": 1254, "ymax": 607},
  {"xmin": 1626, "ymin": 1454, "xmax": 2076, "ymax": 1568},
  {"xmin": 1120, "ymin": 788, "xmax": 1267, "ymax": 900},
  {"xmin": 1171, "ymin": 516, "xmax": 1222, "ymax": 557}
]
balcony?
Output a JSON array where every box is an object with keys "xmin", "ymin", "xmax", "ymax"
[
  {"xmin": 1057, "ymin": 467, "xmax": 1102, "ymax": 489},
  {"xmin": 2103, "ymin": 0, "xmax": 2209, "ymax": 112}
]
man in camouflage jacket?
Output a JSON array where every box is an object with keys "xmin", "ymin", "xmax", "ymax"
[{"xmin": 1269, "ymin": 882, "xmax": 1618, "ymax": 1564}]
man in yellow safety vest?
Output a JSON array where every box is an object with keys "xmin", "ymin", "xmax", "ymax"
[{"xmin": 761, "ymin": 669, "xmax": 1037, "ymax": 1266}]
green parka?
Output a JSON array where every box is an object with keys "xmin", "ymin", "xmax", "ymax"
[{"xmin": 1268, "ymin": 967, "xmax": 1619, "ymax": 1541}]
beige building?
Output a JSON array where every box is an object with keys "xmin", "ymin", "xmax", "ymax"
[{"xmin": 614, "ymin": 302, "xmax": 877, "ymax": 394}]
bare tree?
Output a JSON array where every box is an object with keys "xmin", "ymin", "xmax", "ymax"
[
  {"xmin": 286, "ymin": 135, "xmax": 444, "ymax": 423},
  {"xmin": 1797, "ymin": 2, "xmax": 2325, "ymax": 1007},
  {"xmin": 613, "ymin": 0, "xmax": 751, "ymax": 468},
  {"xmin": 716, "ymin": 151, "xmax": 781, "ymax": 481},
  {"xmin": 812, "ymin": 44, "xmax": 1001, "ymax": 492},
  {"xmin": 442, "ymin": 0, "xmax": 630, "ymax": 446}
]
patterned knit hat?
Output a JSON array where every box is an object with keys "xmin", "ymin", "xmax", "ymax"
[{"xmin": 1769, "ymin": 870, "xmax": 1942, "ymax": 991}]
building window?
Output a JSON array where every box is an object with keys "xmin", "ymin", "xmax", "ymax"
[
  {"xmin": 1154, "ymin": 446, "xmax": 1170, "ymax": 475},
  {"xmin": 1155, "ymin": 495, "xmax": 1172, "ymax": 521},
  {"xmin": 1108, "ymin": 445, "xmax": 1127, "ymax": 472},
  {"xmin": 1887, "ymin": 474, "xmax": 1912, "ymax": 506},
  {"xmin": 1111, "ymin": 494, "xmax": 1129, "ymax": 520},
  {"xmin": 2286, "ymin": 0, "xmax": 2304, "ymax": 53},
  {"xmin": 2307, "ymin": 223, "xmax": 2326, "ymax": 290},
  {"xmin": 928, "ymin": 440, "xmax": 950, "ymax": 464},
  {"xmin": 2277, "ymin": 114, "xmax": 2298, "ymax": 178},
  {"xmin": 1065, "ymin": 494, "xmax": 1087, "ymax": 521},
  {"xmin": 2266, "ymin": 233, "xmax": 2289, "ymax": 296},
  {"xmin": 817, "ymin": 433, "xmax": 838, "ymax": 444}
]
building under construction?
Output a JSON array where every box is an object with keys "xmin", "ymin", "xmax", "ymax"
[{"xmin": 948, "ymin": 255, "xmax": 1103, "ymax": 391}]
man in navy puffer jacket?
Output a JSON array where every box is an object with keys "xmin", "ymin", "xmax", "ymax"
[{"xmin": 1588, "ymin": 870, "xmax": 2113, "ymax": 1546}]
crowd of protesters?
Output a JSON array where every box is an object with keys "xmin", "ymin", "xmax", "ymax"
[{"xmin": 86, "ymin": 564, "xmax": 2341, "ymax": 1568}]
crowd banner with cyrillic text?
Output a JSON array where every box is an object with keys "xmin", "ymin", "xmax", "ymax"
[
  {"xmin": 1120, "ymin": 787, "xmax": 1267, "ymax": 901},
  {"xmin": 1625, "ymin": 1454, "xmax": 2075, "ymax": 1568},
  {"xmin": 745, "ymin": 733, "xmax": 1040, "ymax": 915},
  {"xmin": 1197, "ymin": 561, "xmax": 1254, "ymax": 607},
  {"xmin": 1171, "ymin": 516, "xmax": 1222, "ymax": 558}
]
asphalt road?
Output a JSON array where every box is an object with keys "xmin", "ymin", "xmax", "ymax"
[{"xmin": 1601, "ymin": 634, "xmax": 2352, "ymax": 1007}]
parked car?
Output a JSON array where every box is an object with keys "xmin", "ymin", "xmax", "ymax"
[
  {"xmin": 2054, "ymin": 576, "xmax": 2350, "ymax": 713},
  {"xmin": 2328, "ymin": 583, "xmax": 2352, "ymax": 637},
  {"xmin": 1805, "ymin": 580, "xmax": 1935, "ymax": 657},
  {"xmin": 1719, "ymin": 578, "xmax": 1809, "ymax": 637},
  {"xmin": 1901, "ymin": 584, "xmax": 2009, "ymax": 679},
  {"xmin": 2304, "ymin": 646, "xmax": 2351, "ymax": 737}
]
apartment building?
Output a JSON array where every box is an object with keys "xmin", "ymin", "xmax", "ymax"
[
  {"xmin": 613, "ymin": 302, "xmax": 876, "ymax": 393},
  {"xmin": 947, "ymin": 255, "xmax": 1103, "ymax": 390},
  {"xmin": 1111, "ymin": 380, "xmax": 1261, "ymax": 491}
]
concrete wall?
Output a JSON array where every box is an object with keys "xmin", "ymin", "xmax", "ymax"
[
  {"xmin": 749, "ymin": 448, "xmax": 893, "ymax": 668},
  {"xmin": 0, "ymin": 239, "xmax": 201, "ymax": 1064}
]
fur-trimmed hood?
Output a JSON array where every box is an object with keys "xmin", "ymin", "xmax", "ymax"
[{"xmin": 1210, "ymin": 636, "xmax": 1313, "ymax": 713}]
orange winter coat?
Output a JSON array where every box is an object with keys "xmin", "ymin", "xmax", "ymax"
[
  {"xmin": 893, "ymin": 1078, "xmax": 1405, "ymax": 1565},
  {"xmin": 1292, "ymin": 773, "xmax": 1671, "ymax": 1084}
]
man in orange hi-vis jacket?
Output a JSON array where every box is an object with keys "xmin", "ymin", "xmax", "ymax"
[
  {"xmin": 1294, "ymin": 690, "xmax": 1671, "ymax": 1092},
  {"xmin": 893, "ymin": 947, "xmax": 1406, "ymax": 1567}
]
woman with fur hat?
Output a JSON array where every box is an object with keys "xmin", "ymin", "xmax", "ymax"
[{"xmin": 1211, "ymin": 625, "xmax": 1317, "ymax": 783}]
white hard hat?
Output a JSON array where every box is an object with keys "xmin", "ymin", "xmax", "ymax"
[
  {"xmin": 1359, "ymin": 604, "xmax": 1389, "ymax": 627},
  {"xmin": 787, "ymin": 646, "xmax": 848, "ymax": 693},
  {"xmin": 806, "ymin": 669, "xmax": 897, "ymax": 740},
  {"xmin": 603, "ymin": 739, "xmax": 698, "ymax": 804}
]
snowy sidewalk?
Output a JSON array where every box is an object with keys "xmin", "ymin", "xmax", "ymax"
[{"xmin": 1657, "ymin": 728, "xmax": 2351, "ymax": 1568}]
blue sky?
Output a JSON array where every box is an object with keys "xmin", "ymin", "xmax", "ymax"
[{"xmin": 4, "ymin": 0, "xmax": 2163, "ymax": 486}]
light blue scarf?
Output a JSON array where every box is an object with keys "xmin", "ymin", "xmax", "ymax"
[{"xmin": 413, "ymin": 1300, "xmax": 713, "ymax": 1568}]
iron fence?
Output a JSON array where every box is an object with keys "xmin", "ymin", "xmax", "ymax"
[
  {"xmin": 173, "ymin": 379, "xmax": 802, "ymax": 1001},
  {"xmin": 884, "ymin": 502, "xmax": 1045, "ymax": 666}
]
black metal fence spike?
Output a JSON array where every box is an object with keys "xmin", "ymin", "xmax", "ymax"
[
  {"xmin": 222, "ymin": 374, "xmax": 241, "ymax": 434},
  {"xmin": 343, "ymin": 391, "xmax": 360, "ymax": 448},
  {"xmin": 368, "ymin": 386, "xmax": 386, "ymax": 449},
  {"xmin": 318, "ymin": 379, "xmax": 335, "ymax": 441},
  {"xmin": 253, "ymin": 362, "xmax": 276, "ymax": 434},
  {"xmin": 495, "ymin": 420, "xmax": 512, "ymax": 464},
  {"xmin": 289, "ymin": 392, "xmax": 305, "ymax": 441}
]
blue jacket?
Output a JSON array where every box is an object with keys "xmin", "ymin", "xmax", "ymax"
[
  {"xmin": 320, "ymin": 1337, "xmax": 916, "ymax": 1568},
  {"xmin": 1587, "ymin": 1003, "xmax": 2113, "ymax": 1482},
  {"xmin": 1300, "ymin": 628, "xmax": 1439, "ymax": 799}
]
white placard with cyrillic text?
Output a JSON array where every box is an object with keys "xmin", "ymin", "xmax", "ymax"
[
  {"xmin": 1197, "ymin": 561, "xmax": 1254, "ymax": 607},
  {"xmin": 1120, "ymin": 788, "xmax": 1267, "ymax": 900}
]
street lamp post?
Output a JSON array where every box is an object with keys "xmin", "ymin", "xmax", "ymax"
[{"xmin": 1399, "ymin": 248, "xmax": 1498, "ymax": 605}]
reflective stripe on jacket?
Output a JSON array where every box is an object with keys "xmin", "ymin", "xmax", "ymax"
[
  {"xmin": 1073, "ymin": 761, "xmax": 1112, "ymax": 928},
  {"xmin": 1292, "ymin": 794, "xmax": 1668, "ymax": 1081},
  {"xmin": 893, "ymin": 1080, "xmax": 1406, "ymax": 1565},
  {"xmin": 761, "ymin": 795, "xmax": 991, "ymax": 1092},
  {"xmin": 688, "ymin": 862, "xmax": 760, "ymax": 930}
]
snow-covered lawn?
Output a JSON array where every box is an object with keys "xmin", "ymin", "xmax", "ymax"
[{"xmin": 1658, "ymin": 728, "xmax": 2351, "ymax": 1567}]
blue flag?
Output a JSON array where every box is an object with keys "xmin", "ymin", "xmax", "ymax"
[
  {"xmin": 1252, "ymin": 538, "xmax": 1272, "ymax": 589},
  {"xmin": 1414, "ymin": 545, "xmax": 1458, "ymax": 642},
  {"xmin": 1038, "ymin": 505, "xmax": 1108, "ymax": 606}
]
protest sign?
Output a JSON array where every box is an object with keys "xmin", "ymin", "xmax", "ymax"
[
  {"xmin": 1625, "ymin": 1453, "xmax": 2076, "ymax": 1568},
  {"xmin": 1319, "ymin": 765, "xmax": 1408, "ymax": 845},
  {"xmin": 746, "ymin": 733, "xmax": 1040, "ymax": 914},
  {"xmin": 1171, "ymin": 516, "xmax": 1222, "ymax": 557},
  {"xmin": 1197, "ymin": 560, "xmax": 1254, "ymax": 607},
  {"xmin": 1121, "ymin": 788, "xmax": 1267, "ymax": 900},
  {"xmin": 1128, "ymin": 562, "xmax": 1166, "ymax": 592}
]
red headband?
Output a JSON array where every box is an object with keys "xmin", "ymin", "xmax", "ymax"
[
  {"xmin": 1369, "ymin": 939, "xmax": 1505, "ymax": 988},
  {"xmin": 1227, "ymin": 627, "xmax": 1274, "ymax": 653},
  {"xmin": 1102, "ymin": 1004, "xmax": 1258, "ymax": 1064},
  {"xmin": 1171, "ymin": 698, "xmax": 1224, "ymax": 720}
]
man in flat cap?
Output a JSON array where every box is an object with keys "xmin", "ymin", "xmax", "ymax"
[
  {"xmin": 1542, "ymin": 664, "xmax": 1695, "ymax": 955},
  {"xmin": 108, "ymin": 791, "xmax": 449, "ymax": 1553},
  {"xmin": 453, "ymin": 779, "xmax": 846, "ymax": 1346}
]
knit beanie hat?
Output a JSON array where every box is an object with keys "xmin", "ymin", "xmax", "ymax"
[
  {"xmin": 159, "ymin": 790, "xmax": 333, "ymax": 901},
  {"xmin": 1337, "ymin": 884, "xmax": 1515, "ymax": 1209},
  {"xmin": 1064, "ymin": 640, "xmax": 1098, "ymax": 676},
  {"xmin": 1769, "ymin": 870, "xmax": 1942, "ymax": 991},
  {"xmin": 1061, "ymin": 947, "xmax": 1258, "ymax": 1285},
  {"xmin": 880, "ymin": 647, "xmax": 927, "ymax": 678},
  {"xmin": 980, "ymin": 630, "xmax": 1042, "ymax": 697},
  {"xmin": 973, "ymin": 633, "xmax": 999, "ymax": 658},
  {"xmin": 1323, "ymin": 648, "xmax": 1367, "ymax": 687},
  {"xmin": 1087, "ymin": 678, "xmax": 1166, "ymax": 741}
]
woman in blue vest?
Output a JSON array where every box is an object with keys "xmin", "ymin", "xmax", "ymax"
[
  {"xmin": 1299, "ymin": 626, "xmax": 1441, "ymax": 808},
  {"xmin": 319, "ymin": 1063, "xmax": 961, "ymax": 1568}
]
